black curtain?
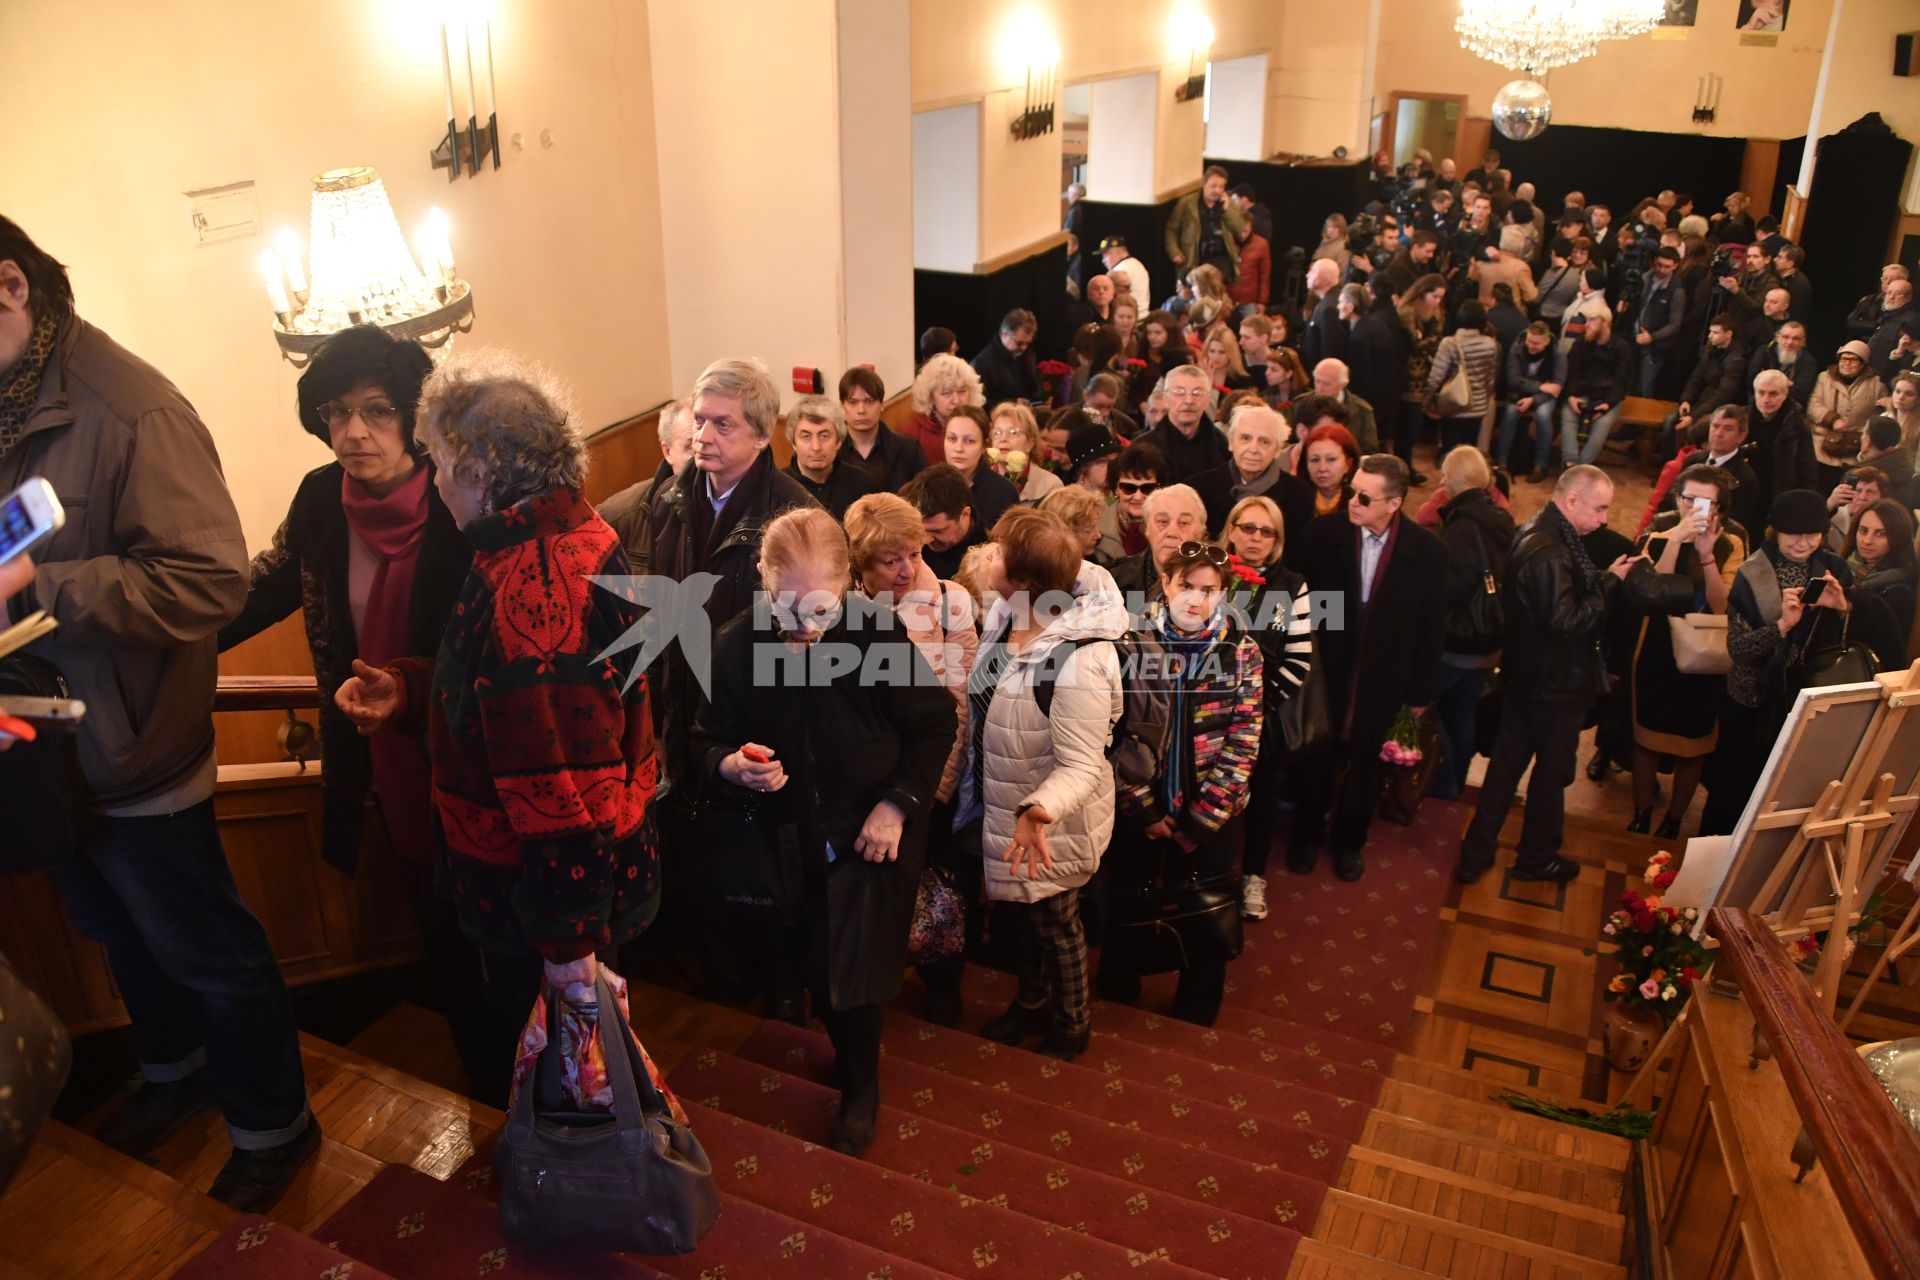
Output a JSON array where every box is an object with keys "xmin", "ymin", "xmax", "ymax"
[
  {"xmin": 1492, "ymin": 125, "xmax": 1746, "ymax": 218},
  {"xmin": 1801, "ymin": 118, "xmax": 1915, "ymax": 355},
  {"xmin": 1074, "ymin": 196, "xmax": 1181, "ymax": 313},
  {"xmin": 1771, "ymin": 136, "xmax": 1807, "ymax": 220},
  {"xmin": 1202, "ymin": 157, "xmax": 1373, "ymax": 259},
  {"xmin": 913, "ymin": 243, "xmax": 1070, "ymax": 366}
]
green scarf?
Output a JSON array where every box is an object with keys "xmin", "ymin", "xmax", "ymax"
[{"xmin": 0, "ymin": 311, "xmax": 59, "ymax": 459}]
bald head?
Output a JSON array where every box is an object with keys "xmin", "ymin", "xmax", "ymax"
[
  {"xmin": 1307, "ymin": 259, "xmax": 1340, "ymax": 295},
  {"xmin": 1313, "ymin": 359, "xmax": 1351, "ymax": 397}
]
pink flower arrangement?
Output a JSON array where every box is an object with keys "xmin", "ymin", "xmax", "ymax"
[{"xmin": 1378, "ymin": 706, "xmax": 1425, "ymax": 766}]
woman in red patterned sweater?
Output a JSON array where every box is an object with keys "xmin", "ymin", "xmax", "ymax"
[{"xmin": 335, "ymin": 350, "xmax": 658, "ymax": 1107}]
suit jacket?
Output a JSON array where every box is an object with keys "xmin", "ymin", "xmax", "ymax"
[{"xmin": 1293, "ymin": 512, "xmax": 1449, "ymax": 752}]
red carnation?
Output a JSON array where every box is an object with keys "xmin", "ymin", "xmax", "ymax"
[{"xmin": 1037, "ymin": 359, "xmax": 1074, "ymax": 376}]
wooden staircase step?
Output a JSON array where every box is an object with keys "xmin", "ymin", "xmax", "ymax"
[
  {"xmin": 0, "ymin": 1122, "xmax": 237, "ymax": 1279},
  {"xmin": 1358, "ymin": 1111, "xmax": 1625, "ymax": 1212},
  {"xmin": 1389, "ymin": 1053, "xmax": 1590, "ymax": 1109},
  {"xmin": 1286, "ymin": 1238, "xmax": 1454, "ymax": 1279},
  {"xmin": 1336, "ymin": 1146, "xmax": 1624, "ymax": 1259},
  {"xmin": 1374, "ymin": 1078, "xmax": 1631, "ymax": 1172},
  {"xmin": 1311, "ymin": 1189, "xmax": 1627, "ymax": 1280}
]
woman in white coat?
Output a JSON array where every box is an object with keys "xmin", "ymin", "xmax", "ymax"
[{"xmin": 963, "ymin": 507, "xmax": 1127, "ymax": 1062}]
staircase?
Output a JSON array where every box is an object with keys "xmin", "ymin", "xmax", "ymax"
[{"xmin": 0, "ymin": 801, "xmax": 1636, "ymax": 1278}]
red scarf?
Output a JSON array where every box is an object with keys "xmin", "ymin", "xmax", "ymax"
[{"xmin": 342, "ymin": 464, "xmax": 437, "ymax": 862}]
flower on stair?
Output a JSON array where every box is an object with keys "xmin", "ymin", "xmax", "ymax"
[
  {"xmin": 890, "ymin": 1211, "xmax": 915, "ymax": 1236},
  {"xmin": 477, "ymin": 1247, "xmax": 508, "ymax": 1274},
  {"xmin": 1125, "ymin": 1192, "xmax": 1151, "ymax": 1215},
  {"xmin": 1207, "ymin": 1219, "xmax": 1232, "ymax": 1242},
  {"xmin": 236, "ymin": 1224, "xmax": 275, "ymax": 1252},
  {"xmin": 779, "ymin": 1232, "xmax": 807, "ymax": 1258},
  {"xmin": 395, "ymin": 1212, "xmax": 425, "ymax": 1239},
  {"xmin": 972, "ymin": 1241, "xmax": 999, "ymax": 1267},
  {"xmin": 810, "ymin": 1184, "xmax": 834, "ymax": 1207}
]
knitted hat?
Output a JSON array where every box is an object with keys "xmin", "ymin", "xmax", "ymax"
[
  {"xmin": 1769, "ymin": 488, "xmax": 1829, "ymax": 535},
  {"xmin": 1838, "ymin": 339, "xmax": 1872, "ymax": 361}
]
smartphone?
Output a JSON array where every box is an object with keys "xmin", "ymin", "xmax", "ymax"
[
  {"xmin": 0, "ymin": 694, "xmax": 86, "ymax": 727},
  {"xmin": 0, "ymin": 478, "xmax": 65, "ymax": 565},
  {"xmin": 741, "ymin": 746, "xmax": 774, "ymax": 764},
  {"xmin": 1804, "ymin": 575, "xmax": 1831, "ymax": 599},
  {"xmin": 1690, "ymin": 496, "xmax": 1712, "ymax": 521}
]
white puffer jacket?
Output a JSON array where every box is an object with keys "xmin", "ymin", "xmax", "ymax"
[{"xmin": 980, "ymin": 562, "xmax": 1128, "ymax": 904}]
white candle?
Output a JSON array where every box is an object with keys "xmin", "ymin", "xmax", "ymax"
[
  {"xmin": 439, "ymin": 22, "xmax": 457, "ymax": 124},
  {"xmin": 461, "ymin": 19, "xmax": 478, "ymax": 123},
  {"xmin": 275, "ymin": 230, "xmax": 306, "ymax": 295},
  {"xmin": 481, "ymin": 18, "xmax": 497, "ymax": 119},
  {"xmin": 259, "ymin": 250, "xmax": 291, "ymax": 316}
]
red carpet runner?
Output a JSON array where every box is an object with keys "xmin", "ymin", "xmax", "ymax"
[{"xmin": 173, "ymin": 802, "xmax": 1461, "ymax": 1278}]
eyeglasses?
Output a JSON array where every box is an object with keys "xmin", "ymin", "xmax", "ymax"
[
  {"xmin": 1176, "ymin": 540, "xmax": 1232, "ymax": 567},
  {"xmin": 1115, "ymin": 480, "xmax": 1158, "ymax": 496},
  {"xmin": 1167, "ymin": 388, "xmax": 1210, "ymax": 400},
  {"xmin": 1232, "ymin": 522, "xmax": 1278, "ymax": 539},
  {"xmin": 1351, "ymin": 490, "xmax": 1398, "ymax": 507},
  {"xmin": 317, "ymin": 401, "xmax": 400, "ymax": 430}
]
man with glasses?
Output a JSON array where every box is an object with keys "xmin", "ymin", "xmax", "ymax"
[
  {"xmin": 1288, "ymin": 454, "xmax": 1448, "ymax": 881},
  {"xmin": 1109, "ymin": 482, "xmax": 1207, "ymax": 598},
  {"xmin": 1141, "ymin": 365, "xmax": 1232, "ymax": 483},
  {"xmin": 1457, "ymin": 466, "xmax": 1647, "ymax": 885},
  {"xmin": 0, "ymin": 217, "xmax": 316, "ymax": 1209}
]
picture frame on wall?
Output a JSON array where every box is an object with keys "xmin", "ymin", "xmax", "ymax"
[
  {"xmin": 1736, "ymin": 0, "xmax": 1789, "ymax": 31},
  {"xmin": 1659, "ymin": 0, "xmax": 1698, "ymax": 27}
]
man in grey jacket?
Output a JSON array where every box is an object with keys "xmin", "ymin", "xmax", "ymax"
[{"xmin": 0, "ymin": 218, "xmax": 313, "ymax": 1210}]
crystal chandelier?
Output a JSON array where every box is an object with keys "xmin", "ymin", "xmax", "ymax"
[
  {"xmin": 260, "ymin": 167, "xmax": 475, "ymax": 367},
  {"xmin": 1455, "ymin": 0, "xmax": 1662, "ymax": 76}
]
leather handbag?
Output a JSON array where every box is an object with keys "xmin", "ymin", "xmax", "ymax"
[
  {"xmin": 1794, "ymin": 610, "xmax": 1881, "ymax": 689},
  {"xmin": 1106, "ymin": 845, "xmax": 1243, "ymax": 977},
  {"xmin": 1443, "ymin": 525, "xmax": 1504, "ymax": 655},
  {"xmin": 906, "ymin": 862, "xmax": 966, "ymax": 965},
  {"xmin": 496, "ymin": 974, "xmax": 719, "ymax": 1254},
  {"xmin": 1432, "ymin": 338, "xmax": 1474, "ymax": 416},
  {"xmin": 1275, "ymin": 629, "xmax": 1331, "ymax": 755},
  {"xmin": 670, "ymin": 794, "xmax": 808, "ymax": 923},
  {"xmin": 1668, "ymin": 613, "xmax": 1731, "ymax": 675},
  {"xmin": 0, "ymin": 654, "xmax": 91, "ymax": 874}
]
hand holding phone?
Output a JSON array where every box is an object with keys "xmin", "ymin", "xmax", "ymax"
[{"xmin": 0, "ymin": 478, "xmax": 64, "ymax": 566}]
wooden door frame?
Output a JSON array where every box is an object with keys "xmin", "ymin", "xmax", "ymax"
[{"xmin": 1381, "ymin": 91, "xmax": 1471, "ymax": 170}]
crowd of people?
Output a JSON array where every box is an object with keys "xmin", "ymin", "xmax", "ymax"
[{"xmin": 2, "ymin": 146, "xmax": 1917, "ymax": 1217}]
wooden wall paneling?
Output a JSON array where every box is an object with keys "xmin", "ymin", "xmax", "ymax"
[
  {"xmin": 215, "ymin": 612, "xmax": 317, "ymax": 767},
  {"xmin": 215, "ymin": 771, "xmax": 345, "ymax": 975},
  {"xmin": 1740, "ymin": 140, "xmax": 1782, "ymax": 218},
  {"xmin": 1460, "ymin": 118, "xmax": 1493, "ymax": 176},
  {"xmin": 1662, "ymin": 1108, "xmax": 1741, "ymax": 1280},
  {"xmin": 1651, "ymin": 1021, "xmax": 1711, "ymax": 1220}
]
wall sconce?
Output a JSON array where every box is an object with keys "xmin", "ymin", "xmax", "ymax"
[
  {"xmin": 430, "ymin": 16, "xmax": 501, "ymax": 180},
  {"xmin": 1691, "ymin": 72, "xmax": 1720, "ymax": 125},
  {"xmin": 1169, "ymin": 8, "xmax": 1214, "ymax": 103},
  {"xmin": 1010, "ymin": 37, "xmax": 1060, "ymax": 141}
]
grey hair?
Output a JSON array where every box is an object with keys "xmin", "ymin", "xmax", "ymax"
[
  {"xmin": 1754, "ymin": 368, "xmax": 1793, "ymax": 392},
  {"xmin": 1498, "ymin": 224, "xmax": 1529, "ymax": 254},
  {"xmin": 1165, "ymin": 363, "xmax": 1209, "ymax": 385},
  {"xmin": 1145, "ymin": 481, "xmax": 1206, "ymax": 524},
  {"xmin": 1338, "ymin": 283, "xmax": 1368, "ymax": 312},
  {"xmin": 419, "ymin": 347, "xmax": 586, "ymax": 516},
  {"xmin": 911, "ymin": 353, "xmax": 984, "ymax": 415},
  {"xmin": 656, "ymin": 398, "xmax": 693, "ymax": 451},
  {"xmin": 1315, "ymin": 357, "xmax": 1351, "ymax": 388},
  {"xmin": 693, "ymin": 356, "xmax": 782, "ymax": 439},
  {"xmin": 785, "ymin": 394, "xmax": 847, "ymax": 442},
  {"xmin": 1228, "ymin": 402, "xmax": 1287, "ymax": 443}
]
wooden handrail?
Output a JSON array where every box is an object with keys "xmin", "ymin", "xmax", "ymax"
[
  {"xmin": 1707, "ymin": 907, "xmax": 1920, "ymax": 1280},
  {"xmin": 214, "ymin": 675, "xmax": 320, "ymax": 713}
]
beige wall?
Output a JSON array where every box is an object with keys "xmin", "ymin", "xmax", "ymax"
[
  {"xmin": 1, "ymin": 0, "xmax": 673, "ymax": 553},
  {"xmin": 1805, "ymin": 0, "xmax": 1920, "ymax": 211},
  {"xmin": 840, "ymin": 0, "xmax": 919, "ymax": 393},
  {"xmin": 1374, "ymin": 0, "xmax": 1833, "ymax": 142},
  {"xmin": 1269, "ymin": 0, "xmax": 1380, "ymax": 157}
]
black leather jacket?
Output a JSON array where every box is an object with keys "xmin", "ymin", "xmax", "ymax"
[{"xmin": 1500, "ymin": 509, "xmax": 1659, "ymax": 707}]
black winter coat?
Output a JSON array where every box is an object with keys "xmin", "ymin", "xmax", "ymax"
[
  {"xmin": 784, "ymin": 457, "xmax": 880, "ymax": 522},
  {"xmin": 217, "ymin": 461, "xmax": 470, "ymax": 872},
  {"xmin": 1499, "ymin": 509, "xmax": 1659, "ymax": 707},
  {"xmin": 1752, "ymin": 403, "xmax": 1818, "ymax": 504},
  {"xmin": 1565, "ymin": 336, "xmax": 1631, "ymax": 406},
  {"xmin": 1190, "ymin": 463, "xmax": 1315, "ymax": 546},
  {"xmin": 600, "ymin": 459, "xmax": 673, "ymax": 573},
  {"xmin": 692, "ymin": 610, "xmax": 957, "ymax": 1010},
  {"xmin": 1349, "ymin": 298, "xmax": 1406, "ymax": 424},
  {"xmin": 1140, "ymin": 415, "xmax": 1232, "ymax": 484},
  {"xmin": 1293, "ymin": 512, "xmax": 1448, "ymax": 753},
  {"xmin": 647, "ymin": 451, "xmax": 820, "ymax": 786},
  {"xmin": 1679, "ymin": 342, "xmax": 1749, "ymax": 419},
  {"xmin": 1437, "ymin": 488, "xmax": 1517, "ymax": 657}
]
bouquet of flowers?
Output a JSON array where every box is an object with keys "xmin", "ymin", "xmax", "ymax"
[
  {"xmin": 1036, "ymin": 358, "xmax": 1074, "ymax": 407},
  {"xmin": 1603, "ymin": 852, "xmax": 1712, "ymax": 1021},
  {"xmin": 1376, "ymin": 706, "xmax": 1441, "ymax": 825},
  {"xmin": 1379, "ymin": 706, "xmax": 1425, "ymax": 766},
  {"xmin": 1222, "ymin": 553, "xmax": 1265, "ymax": 623},
  {"xmin": 985, "ymin": 446, "xmax": 1030, "ymax": 484}
]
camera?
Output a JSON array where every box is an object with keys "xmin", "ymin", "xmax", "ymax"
[
  {"xmin": 1346, "ymin": 214, "xmax": 1378, "ymax": 256},
  {"xmin": 1710, "ymin": 246, "xmax": 1741, "ymax": 283}
]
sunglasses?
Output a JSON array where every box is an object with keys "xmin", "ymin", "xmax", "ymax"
[
  {"xmin": 1351, "ymin": 491, "xmax": 1397, "ymax": 507},
  {"xmin": 1176, "ymin": 540, "xmax": 1232, "ymax": 568},
  {"xmin": 1232, "ymin": 522, "xmax": 1278, "ymax": 539},
  {"xmin": 1115, "ymin": 480, "xmax": 1159, "ymax": 496}
]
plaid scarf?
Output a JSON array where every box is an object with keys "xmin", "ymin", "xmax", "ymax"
[
  {"xmin": 1540, "ymin": 497, "xmax": 1599, "ymax": 589},
  {"xmin": 0, "ymin": 312, "xmax": 59, "ymax": 459}
]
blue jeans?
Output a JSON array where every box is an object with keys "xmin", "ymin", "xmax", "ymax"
[
  {"xmin": 1428, "ymin": 663, "xmax": 1487, "ymax": 801},
  {"xmin": 1560, "ymin": 403, "xmax": 1622, "ymax": 466},
  {"xmin": 1494, "ymin": 398, "xmax": 1558, "ymax": 468},
  {"xmin": 1637, "ymin": 352, "xmax": 1666, "ymax": 398},
  {"xmin": 49, "ymin": 799, "xmax": 309, "ymax": 1147}
]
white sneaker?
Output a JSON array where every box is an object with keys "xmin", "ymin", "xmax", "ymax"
[{"xmin": 1242, "ymin": 874, "xmax": 1269, "ymax": 921}]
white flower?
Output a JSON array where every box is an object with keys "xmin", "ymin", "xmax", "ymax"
[
  {"xmin": 1671, "ymin": 923, "xmax": 1683, "ymax": 934},
  {"xmin": 1602, "ymin": 924, "xmax": 1615, "ymax": 935},
  {"xmin": 1662, "ymin": 986, "xmax": 1677, "ymax": 1000}
]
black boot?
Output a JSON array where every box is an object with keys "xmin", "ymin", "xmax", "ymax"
[
  {"xmin": 980, "ymin": 999, "xmax": 1049, "ymax": 1046},
  {"xmin": 823, "ymin": 1006, "xmax": 883, "ymax": 1157},
  {"xmin": 94, "ymin": 1070, "xmax": 217, "ymax": 1159},
  {"xmin": 1626, "ymin": 808, "xmax": 1652, "ymax": 834},
  {"xmin": 1655, "ymin": 814, "xmax": 1682, "ymax": 840},
  {"xmin": 208, "ymin": 1120, "xmax": 321, "ymax": 1213}
]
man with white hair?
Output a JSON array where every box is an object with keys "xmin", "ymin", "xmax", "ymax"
[
  {"xmin": 1312, "ymin": 358, "xmax": 1380, "ymax": 452},
  {"xmin": 1469, "ymin": 224, "xmax": 1539, "ymax": 309},
  {"xmin": 1108, "ymin": 482, "xmax": 1206, "ymax": 598},
  {"xmin": 1190, "ymin": 403, "xmax": 1313, "ymax": 537},
  {"xmin": 1100, "ymin": 236, "xmax": 1150, "ymax": 312},
  {"xmin": 1457, "ymin": 466, "xmax": 1646, "ymax": 885},
  {"xmin": 1300, "ymin": 258, "xmax": 1348, "ymax": 371},
  {"xmin": 600, "ymin": 398, "xmax": 695, "ymax": 571}
]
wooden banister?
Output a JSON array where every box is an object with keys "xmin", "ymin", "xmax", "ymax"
[
  {"xmin": 1707, "ymin": 907, "xmax": 1920, "ymax": 1280},
  {"xmin": 214, "ymin": 675, "xmax": 320, "ymax": 713}
]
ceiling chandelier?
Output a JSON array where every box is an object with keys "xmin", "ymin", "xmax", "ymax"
[
  {"xmin": 1455, "ymin": 0, "xmax": 1662, "ymax": 76},
  {"xmin": 259, "ymin": 166, "xmax": 474, "ymax": 368}
]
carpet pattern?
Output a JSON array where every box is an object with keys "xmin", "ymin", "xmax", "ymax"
[{"xmin": 169, "ymin": 802, "xmax": 1464, "ymax": 1279}]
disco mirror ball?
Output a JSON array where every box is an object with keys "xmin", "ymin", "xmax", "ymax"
[{"xmin": 1492, "ymin": 79, "xmax": 1552, "ymax": 141}]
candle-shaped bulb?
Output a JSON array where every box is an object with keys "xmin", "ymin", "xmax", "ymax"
[
  {"xmin": 259, "ymin": 249, "xmax": 292, "ymax": 317},
  {"xmin": 427, "ymin": 207, "xmax": 456, "ymax": 280},
  {"xmin": 275, "ymin": 230, "xmax": 307, "ymax": 296}
]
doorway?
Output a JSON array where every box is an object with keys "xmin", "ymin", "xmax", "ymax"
[{"xmin": 1383, "ymin": 91, "xmax": 1468, "ymax": 171}]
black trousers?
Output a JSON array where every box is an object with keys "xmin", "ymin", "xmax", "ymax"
[
  {"xmin": 1460, "ymin": 694, "xmax": 1586, "ymax": 869},
  {"xmin": 1096, "ymin": 821, "xmax": 1234, "ymax": 1027},
  {"xmin": 1241, "ymin": 740, "xmax": 1285, "ymax": 878},
  {"xmin": 1291, "ymin": 736, "xmax": 1385, "ymax": 855},
  {"xmin": 1700, "ymin": 695, "xmax": 1764, "ymax": 837}
]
